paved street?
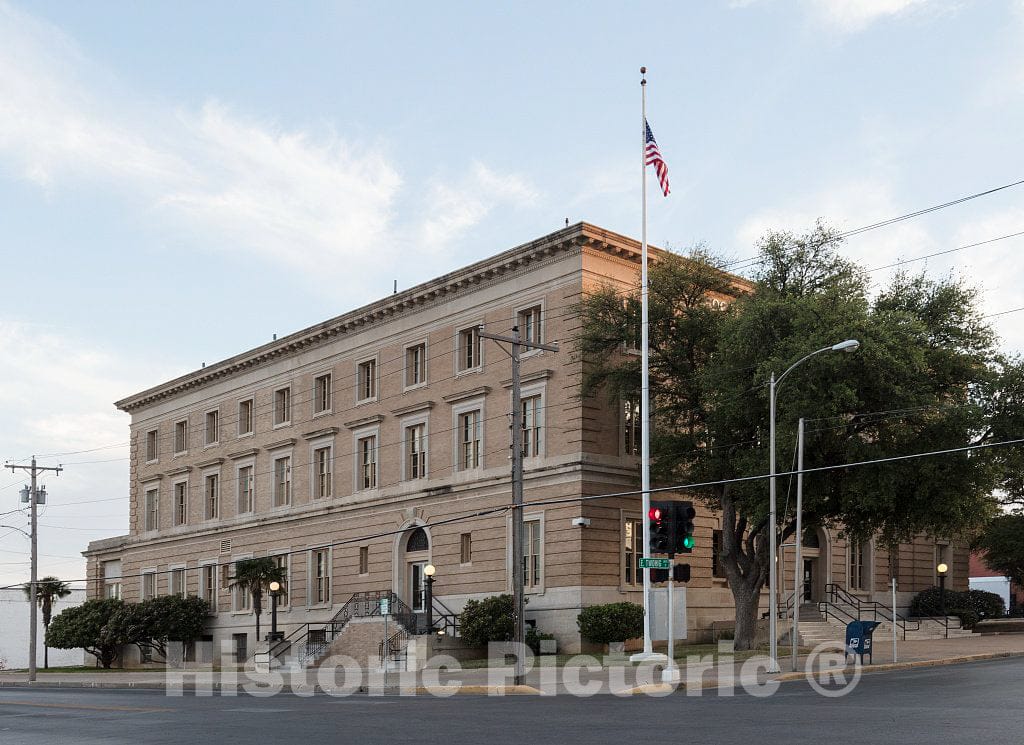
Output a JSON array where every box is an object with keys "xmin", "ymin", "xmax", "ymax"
[{"xmin": 0, "ymin": 657, "xmax": 1021, "ymax": 745}]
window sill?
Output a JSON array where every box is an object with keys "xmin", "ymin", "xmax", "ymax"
[
  {"xmin": 403, "ymin": 382, "xmax": 428, "ymax": 393},
  {"xmin": 455, "ymin": 367, "xmax": 482, "ymax": 378},
  {"xmin": 272, "ymin": 421, "xmax": 292, "ymax": 430},
  {"xmin": 145, "ymin": 459, "xmax": 159, "ymax": 466},
  {"xmin": 236, "ymin": 431, "xmax": 254, "ymax": 440},
  {"xmin": 231, "ymin": 610, "xmax": 252, "ymax": 616},
  {"xmin": 306, "ymin": 604, "xmax": 332, "ymax": 611},
  {"xmin": 355, "ymin": 397, "xmax": 379, "ymax": 407},
  {"xmin": 312, "ymin": 409, "xmax": 333, "ymax": 419},
  {"xmin": 173, "ymin": 451, "xmax": 188, "ymax": 458},
  {"xmin": 203, "ymin": 442, "xmax": 220, "ymax": 450}
]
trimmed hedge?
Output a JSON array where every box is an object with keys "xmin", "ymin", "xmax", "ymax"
[
  {"xmin": 458, "ymin": 594, "xmax": 514, "ymax": 647},
  {"xmin": 909, "ymin": 587, "xmax": 1005, "ymax": 619},
  {"xmin": 577, "ymin": 602, "xmax": 644, "ymax": 645}
]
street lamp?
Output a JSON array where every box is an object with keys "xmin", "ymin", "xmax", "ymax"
[
  {"xmin": 267, "ymin": 581, "xmax": 283, "ymax": 641},
  {"xmin": 936, "ymin": 563, "xmax": 949, "ymax": 617},
  {"xmin": 769, "ymin": 338, "xmax": 860, "ymax": 671},
  {"xmin": 424, "ymin": 564, "xmax": 436, "ymax": 633}
]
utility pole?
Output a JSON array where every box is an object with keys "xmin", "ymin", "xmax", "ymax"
[
  {"xmin": 5, "ymin": 457, "xmax": 62, "ymax": 683},
  {"xmin": 478, "ymin": 324, "xmax": 558, "ymax": 687}
]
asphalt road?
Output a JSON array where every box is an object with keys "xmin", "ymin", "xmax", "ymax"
[{"xmin": 1, "ymin": 658, "xmax": 1021, "ymax": 745}]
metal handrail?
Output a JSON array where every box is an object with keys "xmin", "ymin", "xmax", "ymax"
[{"xmin": 823, "ymin": 583, "xmax": 920, "ymax": 639}]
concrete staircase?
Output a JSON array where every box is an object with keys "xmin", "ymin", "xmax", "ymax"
[{"xmin": 796, "ymin": 605, "xmax": 975, "ymax": 646}]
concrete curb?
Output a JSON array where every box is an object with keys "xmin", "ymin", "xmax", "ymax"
[{"xmin": 771, "ymin": 650, "xmax": 1024, "ymax": 684}]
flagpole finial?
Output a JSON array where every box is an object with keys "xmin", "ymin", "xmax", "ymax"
[{"xmin": 640, "ymin": 66, "xmax": 646, "ymax": 85}]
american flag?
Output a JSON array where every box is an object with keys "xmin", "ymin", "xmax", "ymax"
[{"xmin": 645, "ymin": 119, "xmax": 670, "ymax": 197}]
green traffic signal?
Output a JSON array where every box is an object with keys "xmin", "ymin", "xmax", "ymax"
[{"xmin": 682, "ymin": 534, "xmax": 695, "ymax": 550}]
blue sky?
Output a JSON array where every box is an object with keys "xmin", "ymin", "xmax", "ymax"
[{"xmin": 2, "ymin": 0, "xmax": 1023, "ymax": 586}]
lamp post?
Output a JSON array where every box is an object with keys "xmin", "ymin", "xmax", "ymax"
[
  {"xmin": 267, "ymin": 581, "xmax": 283, "ymax": 641},
  {"xmin": 424, "ymin": 564, "xmax": 436, "ymax": 633},
  {"xmin": 769, "ymin": 339, "xmax": 859, "ymax": 672},
  {"xmin": 936, "ymin": 563, "xmax": 948, "ymax": 617}
]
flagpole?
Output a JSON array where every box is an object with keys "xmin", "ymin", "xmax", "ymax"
[{"xmin": 632, "ymin": 65, "xmax": 658, "ymax": 661}]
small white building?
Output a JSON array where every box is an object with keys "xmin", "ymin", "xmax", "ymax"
[
  {"xmin": 0, "ymin": 587, "xmax": 87, "ymax": 669},
  {"xmin": 970, "ymin": 576, "xmax": 1012, "ymax": 610}
]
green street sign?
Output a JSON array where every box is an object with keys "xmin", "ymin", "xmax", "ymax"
[
  {"xmin": 380, "ymin": 598, "xmax": 390, "ymax": 616},
  {"xmin": 639, "ymin": 558, "xmax": 671, "ymax": 569}
]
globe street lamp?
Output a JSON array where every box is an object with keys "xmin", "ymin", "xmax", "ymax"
[
  {"xmin": 768, "ymin": 339, "xmax": 860, "ymax": 671},
  {"xmin": 424, "ymin": 564, "xmax": 436, "ymax": 633},
  {"xmin": 267, "ymin": 580, "xmax": 283, "ymax": 641},
  {"xmin": 936, "ymin": 562, "xmax": 949, "ymax": 617}
]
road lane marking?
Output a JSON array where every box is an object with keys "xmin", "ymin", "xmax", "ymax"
[{"xmin": 0, "ymin": 700, "xmax": 170, "ymax": 713}]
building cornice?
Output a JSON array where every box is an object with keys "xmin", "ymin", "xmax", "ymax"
[{"xmin": 113, "ymin": 222, "xmax": 750, "ymax": 413}]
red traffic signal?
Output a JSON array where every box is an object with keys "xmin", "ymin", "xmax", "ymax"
[{"xmin": 648, "ymin": 507, "xmax": 662, "ymax": 522}]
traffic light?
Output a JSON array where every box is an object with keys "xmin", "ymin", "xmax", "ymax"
[
  {"xmin": 649, "ymin": 501, "xmax": 673, "ymax": 554},
  {"xmin": 673, "ymin": 563, "xmax": 691, "ymax": 583},
  {"xmin": 650, "ymin": 568, "xmax": 669, "ymax": 583},
  {"xmin": 675, "ymin": 501, "xmax": 696, "ymax": 554}
]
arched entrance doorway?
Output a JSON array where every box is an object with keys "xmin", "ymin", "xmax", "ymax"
[
  {"xmin": 800, "ymin": 527, "xmax": 828, "ymax": 603},
  {"xmin": 398, "ymin": 526, "xmax": 431, "ymax": 614}
]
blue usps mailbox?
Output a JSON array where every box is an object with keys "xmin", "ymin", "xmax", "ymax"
[{"xmin": 845, "ymin": 620, "xmax": 881, "ymax": 664}]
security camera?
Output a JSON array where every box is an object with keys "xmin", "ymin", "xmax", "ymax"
[{"xmin": 571, "ymin": 517, "xmax": 591, "ymax": 528}]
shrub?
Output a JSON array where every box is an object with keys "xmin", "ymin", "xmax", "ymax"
[
  {"xmin": 577, "ymin": 602, "xmax": 644, "ymax": 645},
  {"xmin": 910, "ymin": 587, "xmax": 1005, "ymax": 619},
  {"xmin": 962, "ymin": 589, "xmax": 1005, "ymax": 619},
  {"xmin": 525, "ymin": 627, "xmax": 555, "ymax": 654},
  {"xmin": 950, "ymin": 607, "xmax": 981, "ymax": 630},
  {"xmin": 458, "ymin": 595, "xmax": 514, "ymax": 647}
]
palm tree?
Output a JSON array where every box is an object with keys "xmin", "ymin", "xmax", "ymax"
[
  {"xmin": 24, "ymin": 576, "xmax": 72, "ymax": 669},
  {"xmin": 228, "ymin": 557, "xmax": 286, "ymax": 642}
]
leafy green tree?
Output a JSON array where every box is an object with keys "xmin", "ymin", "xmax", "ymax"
[
  {"xmin": 578, "ymin": 223, "xmax": 1020, "ymax": 650},
  {"xmin": 23, "ymin": 576, "xmax": 72, "ymax": 668},
  {"xmin": 229, "ymin": 557, "xmax": 286, "ymax": 642},
  {"xmin": 974, "ymin": 513, "xmax": 1024, "ymax": 586},
  {"xmin": 105, "ymin": 595, "xmax": 209, "ymax": 661},
  {"xmin": 46, "ymin": 598, "xmax": 124, "ymax": 668}
]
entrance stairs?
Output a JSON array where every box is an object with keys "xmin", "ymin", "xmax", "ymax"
[{"xmin": 790, "ymin": 583, "xmax": 976, "ymax": 646}]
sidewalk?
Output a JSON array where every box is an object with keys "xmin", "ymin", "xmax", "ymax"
[{"xmin": 1, "ymin": 634, "xmax": 1021, "ymax": 695}]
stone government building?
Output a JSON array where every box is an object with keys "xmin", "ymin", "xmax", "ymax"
[{"xmin": 84, "ymin": 222, "xmax": 967, "ymax": 661}]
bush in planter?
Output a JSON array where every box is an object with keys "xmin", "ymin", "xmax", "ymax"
[
  {"xmin": 577, "ymin": 602, "xmax": 644, "ymax": 645},
  {"xmin": 526, "ymin": 627, "xmax": 556, "ymax": 654},
  {"xmin": 458, "ymin": 594, "xmax": 514, "ymax": 647},
  {"xmin": 910, "ymin": 587, "xmax": 1006, "ymax": 619}
]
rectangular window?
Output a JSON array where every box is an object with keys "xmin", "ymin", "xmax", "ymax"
[
  {"xmin": 712, "ymin": 529, "xmax": 727, "ymax": 578},
  {"xmin": 624, "ymin": 518, "xmax": 642, "ymax": 587},
  {"xmin": 458, "ymin": 327, "xmax": 481, "ymax": 371},
  {"xmin": 623, "ymin": 399, "xmax": 641, "ymax": 456},
  {"xmin": 850, "ymin": 542, "xmax": 867, "ymax": 590},
  {"xmin": 460, "ymin": 533, "xmax": 472, "ymax": 564},
  {"xmin": 238, "ymin": 399, "xmax": 253, "ymax": 436},
  {"xmin": 522, "ymin": 394, "xmax": 542, "ymax": 457},
  {"xmin": 237, "ymin": 465, "xmax": 254, "ymax": 514},
  {"xmin": 406, "ymin": 423, "xmax": 427, "ymax": 479},
  {"xmin": 205, "ymin": 473, "xmax": 219, "ymax": 520},
  {"xmin": 233, "ymin": 565, "xmax": 251, "ymax": 611},
  {"xmin": 357, "ymin": 360, "xmax": 376, "ymax": 401},
  {"xmin": 205, "ymin": 410, "xmax": 219, "ymax": 446},
  {"xmin": 314, "ymin": 373, "xmax": 332, "ymax": 413},
  {"xmin": 517, "ymin": 305, "xmax": 542, "ymax": 345},
  {"xmin": 145, "ymin": 487, "xmax": 159, "ymax": 531},
  {"xmin": 274, "ymin": 387, "xmax": 291, "ymax": 426},
  {"xmin": 358, "ymin": 546, "xmax": 369, "ymax": 575},
  {"xmin": 312, "ymin": 549, "xmax": 331, "ymax": 605},
  {"xmin": 314, "ymin": 446, "xmax": 332, "ymax": 498},
  {"xmin": 145, "ymin": 429, "xmax": 158, "ymax": 462},
  {"xmin": 358, "ymin": 436, "xmax": 377, "ymax": 490},
  {"xmin": 406, "ymin": 343, "xmax": 426, "ymax": 387},
  {"xmin": 200, "ymin": 565, "xmax": 216, "ymax": 608},
  {"xmin": 170, "ymin": 568, "xmax": 186, "ymax": 597},
  {"xmin": 102, "ymin": 560, "xmax": 122, "ymax": 600},
  {"xmin": 173, "ymin": 481, "xmax": 187, "ymax": 525},
  {"xmin": 458, "ymin": 410, "xmax": 481, "ymax": 470},
  {"xmin": 273, "ymin": 456, "xmax": 291, "ymax": 507},
  {"xmin": 142, "ymin": 572, "xmax": 156, "ymax": 601},
  {"xmin": 524, "ymin": 519, "xmax": 542, "ymax": 589},
  {"xmin": 174, "ymin": 419, "xmax": 188, "ymax": 454}
]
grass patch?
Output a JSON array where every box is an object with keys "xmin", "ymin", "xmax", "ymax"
[{"xmin": 456, "ymin": 644, "xmax": 799, "ymax": 669}]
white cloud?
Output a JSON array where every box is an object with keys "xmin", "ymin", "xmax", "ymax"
[
  {"xmin": 417, "ymin": 163, "xmax": 538, "ymax": 251},
  {"xmin": 0, "ymin": 2, "xmax": 535, "ymax": 287},
  {"xmin": 802, "ymin": 0, "xmax": 932, "ymax": 33}
]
